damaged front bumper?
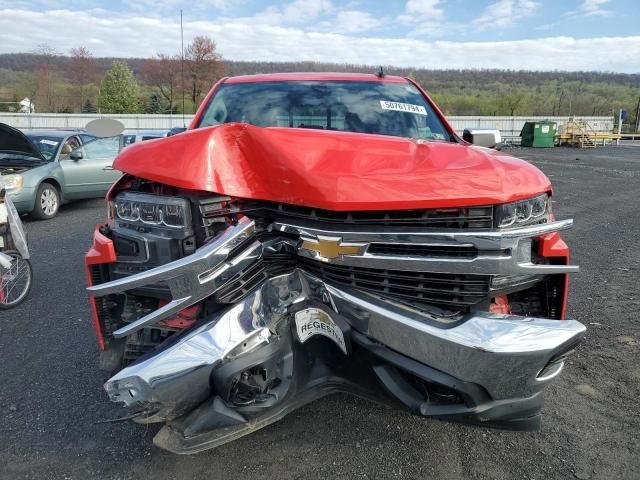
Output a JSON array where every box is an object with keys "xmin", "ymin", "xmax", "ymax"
[{"xmin": 88, "ymin": 217, "xmax": 585, "ymax": 454}]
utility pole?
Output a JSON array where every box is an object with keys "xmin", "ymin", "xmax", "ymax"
[
  {"xmin": 634, "ymin": 95, "xmax": 640, "ymax": 134},
  {"xmin": 180, "ymin": 9, "xmax": 186, "ymax": 125}
]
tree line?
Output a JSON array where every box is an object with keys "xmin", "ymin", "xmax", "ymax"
[
  {"xmin": 1, "ymin": 44, "xmax": 639, "ymax": 126},
  {"xmin": 0, "ymin": 36, "xmax": 223, "ymax": 115}
]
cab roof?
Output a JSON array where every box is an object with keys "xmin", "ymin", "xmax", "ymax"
[{"xmin": 224, "ymin": 72, "xmax": 409, "ymax": 84}]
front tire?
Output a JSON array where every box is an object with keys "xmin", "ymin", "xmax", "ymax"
[{"xmin": 31, "ymin": 182, "xmax": 59, "ymax": 220}]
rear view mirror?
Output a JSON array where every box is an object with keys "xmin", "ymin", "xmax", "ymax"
[
  {"xmin": 463, "ymin": 128, "xmax": 502, "ymax": 150},
  {"xmin": 70, "ymin": 150, "xmax": 83, "ymax": 161}
]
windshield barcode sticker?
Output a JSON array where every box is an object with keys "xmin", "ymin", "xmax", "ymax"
[{"xmin": 380, "ymin": 100, "xmax": 427, "ymax": 115}]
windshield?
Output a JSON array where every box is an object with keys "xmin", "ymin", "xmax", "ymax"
[
  {"xmin": 26, "ymin": 135, "xmax": 62, "ymax": 161},
  {"xmin": 197, "ymin": 81, "xmax": 453, "ymax": 141}
]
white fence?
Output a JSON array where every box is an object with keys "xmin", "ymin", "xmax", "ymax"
[
  {"xmin": 0, "ymin": 113, "xmax": 195, "ymax": 131},
  {"xmin": 0, "ymin": 113, "xmax": 614, "ymax": 143}
]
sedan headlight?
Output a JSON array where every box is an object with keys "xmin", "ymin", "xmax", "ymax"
[
  {"xmin": 495, "ymin": 194, "xmax": 550, "ymax": 228},
  {"xmin": 110, "ymin": 192, "xmax": 191, "ymax": 230},
  {"xmin": 2, "ymin": 175, "xmax": 23, "ymax": 191}
]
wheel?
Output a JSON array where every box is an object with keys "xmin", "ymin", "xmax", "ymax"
[
  {"xmin": 31, "ymin": 182, "xmax": 59, "ymax": 220},
  {"xmin": 0, "ymin": 250, "xmax": 33, "ymax": 309}
]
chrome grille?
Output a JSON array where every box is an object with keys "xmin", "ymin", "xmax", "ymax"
[
  {"xmin": 298, "ymin": 258, "xmax": 489, "ymax": 308},
  {"xmin": 215, "ymin": 255, "xmax": 489, "ymax": 310},
  {"xmin": 215, "ymin": 253, "xmax": 296, "ymax": 303},
  {"xmin": 366, "ymin": 243, "xmax": 480, "ymax": 259},
  {"xmin": 217, "ymin": 202, "xmax": 494, "ymax": 309},
  {"xmin": 240, "ymin": 202, "xmax": 494, "ymax": 229}
]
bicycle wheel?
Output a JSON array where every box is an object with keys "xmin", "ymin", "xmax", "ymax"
[{"xmin": 0, "ymin": 250, "xmax": 33, "ymax": 309}]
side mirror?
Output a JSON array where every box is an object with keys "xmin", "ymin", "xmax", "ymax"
[
  {"xmin": 69, "ymin": 150, "xmax": 83, "ymax": 161},
  {"xmin": 463, "ymin": 128, "xmax": 502, "ymax": 150},
  {"xmin": 167, "ymin": 127, "xmax": 187, "ymax": 137}
]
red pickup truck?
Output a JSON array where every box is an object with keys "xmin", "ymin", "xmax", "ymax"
[{"xmin": 86, "ymin": 73, "xmax": 585, "ymax": 454}]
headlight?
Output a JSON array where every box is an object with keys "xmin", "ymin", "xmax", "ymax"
[
  {"xmin": 110, "ymin": 192, "xmax": 191, "ymax": 230},
  {"xmin": 495, "ymin": 194, "xmax": 550, "ymax": 228},
  {"xmin": 2, "ymin": 175, "xmax": 23, "ymax": 191}
]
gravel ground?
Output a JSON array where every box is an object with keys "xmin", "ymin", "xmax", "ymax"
[{"xmin": 1, "ymin": 145, "xmax": 639, "ymax": 480}]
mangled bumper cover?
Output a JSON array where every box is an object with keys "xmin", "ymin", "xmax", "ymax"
[{"xmin": 89, "ymin": 217, "xmax": 585, "ymax": 454}]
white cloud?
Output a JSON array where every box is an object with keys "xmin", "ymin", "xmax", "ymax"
[
  {"xmin": 474, "ymin": 0, "xmax": 539, "ymax": 31},
  {"xmin": 149, "ymin": 0, "xmax": 242, "ymax": 12},
  {"xmin": 398, "ymin": 0, "xmax": 445, "ymax": 22},
  {"xmin": 567, "ymin": 0, "xmax": 613, "ymax": 17},
  {"xmin": 225, "ymin": 0, "xmax": 334, "ymax": 26},
  {"xmin": 281, "ymin": 0, "xmax": 334, "ymax": 23},
  {"xmin": 0, "ymin": 8, "xmax": 638, "ymax": 72},
  {"xmin": 321, "ymin": 10, "xmax": 381, "ymax": 33},
  {"xmin": 397, "ymin": 0, "xmax": 450, "ymax": 35}
]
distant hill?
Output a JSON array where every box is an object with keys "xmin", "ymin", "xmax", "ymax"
[
  {"xmin": 2, "ymin": 53, "xmax": 639, "ymax": 86},
  {"xmin": 1, "ymin": 53, "xmax": 638, "ymax": 120}
]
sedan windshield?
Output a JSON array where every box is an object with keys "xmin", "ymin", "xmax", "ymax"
[
  {"xmin": 197, "ymin": 81, "xmax": 453, "ymax": 141},
  {"xmin": 26, "ymin": 135, "xmax": 62, "ymax": 161}
]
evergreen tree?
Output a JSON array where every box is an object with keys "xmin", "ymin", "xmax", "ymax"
[
  {"xmin": 81, "ymin": 98, "xmax": 97, "ymax": 113},
  {"xmin": 144, "ymin": 93, "xmax": 164, "ymax": 114},
  {"xmin": 98, "ymin": 61, "xmax": 139, "ymax": 113}
]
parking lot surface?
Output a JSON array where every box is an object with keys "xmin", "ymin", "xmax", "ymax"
[{"xmin": 1, "ymin": 146, "xmax": 639, "ymax": 480}]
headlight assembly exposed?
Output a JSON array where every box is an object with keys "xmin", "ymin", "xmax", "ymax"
[
  {"xmin": 111, "ymin": 192, "xmax": 191, "ymax": 230},
  {"xmin": 495, "ymin": 194, "xmax": 550, "ymax": 228},
  {"xmin": 2, "ymin": 175, "xmax": 23, "ymax": 190}
]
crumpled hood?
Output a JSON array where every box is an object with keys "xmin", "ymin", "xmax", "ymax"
[
  {"xmin": 0, "ymin": 123, "xmax": 46, "ymax": 162},
  {"xmin": 114, "ymin": 123, "xmax": 551, "ymax": 210}
]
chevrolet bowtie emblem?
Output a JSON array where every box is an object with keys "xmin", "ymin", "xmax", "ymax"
[{"xmin": 300, "ymin": 236, "xmax": 367, "ymax": 260}]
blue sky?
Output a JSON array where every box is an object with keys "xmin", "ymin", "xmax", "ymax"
[{"xmin": 1, "ymin": 0, "xmax": 639, "ymax": 71}]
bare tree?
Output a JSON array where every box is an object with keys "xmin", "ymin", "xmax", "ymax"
[
  {"xmin": 184, "ymin": 36, "xmax": 224, "ymax": 108},
  {"xmin": 141, "ymin": 54, "xmax": 180, "ymax": 111},
  {"xmin": 32, "ymin": 44, "xmax": 59, "ymax": 112},
  {"xmin": 69, "ymin": 47, "xmax": 98, "ymax": 110}
]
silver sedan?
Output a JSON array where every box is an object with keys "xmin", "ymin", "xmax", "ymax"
[{"xmin": 0, "ymin": 124, "xmax": 122, "ymax": 219}]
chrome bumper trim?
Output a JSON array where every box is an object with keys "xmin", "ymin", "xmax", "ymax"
[
  {"xmin": 326, "ymin": 282, "xmax": 585, "ymax": 398},
  {"xmin": 88, "ymin": 217, "xmax": 258, "ymax": 338},
  {"xmin": 88, "ymin": 217, "xmax": 578, "ymax": 338},
  {"xmin": 274, "ymin": 219, "xmax": 579, "ymax": 275},
  {"xmin": 104, "ymin": 270, "xmax": 585, "ymax": 417}
]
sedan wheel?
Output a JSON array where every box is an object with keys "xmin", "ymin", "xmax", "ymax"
[
  {"xmin": 31, "ymin": 183, "xmax": 60, "ymax": 220},
  {"xmin": 41, "ymin": 188, "xmax": 58, "ymax": 215}
]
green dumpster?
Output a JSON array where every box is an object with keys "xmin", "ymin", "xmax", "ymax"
[{"xmin": 520, "ymin": 121, "xmax": 556, "ymax": 147}]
